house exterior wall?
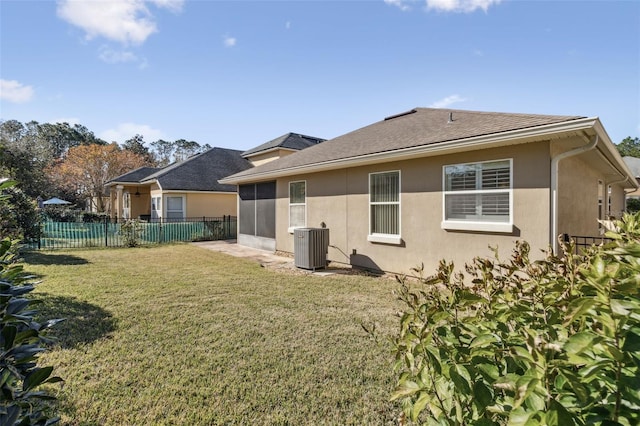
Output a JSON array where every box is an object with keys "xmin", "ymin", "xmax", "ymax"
[
  {"xmin": 146, "ymin": 190, "xmax": 237, "ymax": 219},
  {"xmin": 555, "ymin": 148, "xmax": 629, "ymax": 239},
  {"xmin": 274, "ymin": 141, "xmax": 553, "ymax": 274},
  {"xmin": 184, "ymin": 192, "xmax": 237, "ymax": 218}
]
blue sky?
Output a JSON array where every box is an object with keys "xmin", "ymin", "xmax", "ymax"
[{"xmin": 1, "ymin": 0, "xmax": 638, "ymax": 151}]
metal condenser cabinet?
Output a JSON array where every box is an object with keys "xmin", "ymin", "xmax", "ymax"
[{"xmin": 294, "ymin": 228, "xmax": 329, "ymax": 270}]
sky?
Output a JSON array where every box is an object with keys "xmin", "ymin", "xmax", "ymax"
[{"xmin": 1, "ymin": 0, "xmax": 639, "ymax": 151}]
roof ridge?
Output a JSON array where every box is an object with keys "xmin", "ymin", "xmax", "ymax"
[{"xmin": 414, "ymin": 107, "xmax": 583, "ymax": 119}]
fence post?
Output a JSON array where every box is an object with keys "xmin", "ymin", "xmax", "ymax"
[
  {"xmin": 105, "ymin": 216, "xmax": 109, "ymax": 247},
  {"xmin": 203, "ymin": 216, "xmax": 206, "ymax": 240}
]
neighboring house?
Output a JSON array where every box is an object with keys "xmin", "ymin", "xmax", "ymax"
[
  {"xmin": 241, "ymin": 132, "xmax": 326, "ymax": 166},
  {"xmin": 220, "ymin": 108, "xmax": 638, "ymax": 274},
  {"xmin": 623, "ymin": 156, "xmax": 640, "ymax": 200},
  {"xmin": 106, "ymin": 148, "xmax": 251, "ymax": 221}
]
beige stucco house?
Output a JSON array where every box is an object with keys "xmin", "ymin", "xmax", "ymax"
[
  {"xmin": 105, "ymin": 135, "xmax": 325, "ymax": 222},
  {"xmin": 220, "ymin": 108, "xmax": 638, "ymax": 275},
  {"xmin": 106, "ymin": 147, "xmax": 252, "ymax": 221}
]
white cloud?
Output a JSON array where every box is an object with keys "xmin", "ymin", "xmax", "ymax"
[
  {"xmin": 223, "ymin": 35, "xmax": 237, "ymax": 48},
  {"xmin": 99, "ymin": 123, "xmax": 165, "ymax": 143},
  {"xmin": 0, "ymin": 79, "xmax": 34, "ymax": 103},
  {"xmin": 285, "ymin": 21, "xmax": 291, "ymax": 30},
  {"xmin": 429, "ymin": 94, "xmax": 468, "ymax": 108},
  {"xmin": 98, "ymin": 46, "xmax": 148, "ymax": 68},
  {"xmin": 426, "ymin": 0, "xmax": 502, "ymax": 13},
  {"xmin": 385, "ymin": 0, "xmax": 412, "ymax": 11},
  {"xmin": 473, "ymin": 49, "xmax": 484, "ymax": 56},
  {"xmin": 98, "ymin": 46, "xmax": 139, "ymax": 63},
  {"xmin": 57, "ymin": 0, "xmax": 184, "ymax": 46}
]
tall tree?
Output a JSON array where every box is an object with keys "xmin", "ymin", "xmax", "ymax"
[
  {"xmin": 123, "ymin": 134, "xmax": 155, "ymax": 164},
  {"xmin": 0, "ymin": 119, "xmax": 107, "ymax": 199},
  {"xmin": 173, "ymin": 139, "xmax": 201, "ymax": 162},
  {"xmin": 150, "ymin": 139, "xmax": 175, "ymax": 167},
  {"xmin": 46, "ymin": 143, "xmax": 149, "ymax": 212},
  {"xmin": 616, "ymin": 136, "xmax": 640, "ymax": 157}
]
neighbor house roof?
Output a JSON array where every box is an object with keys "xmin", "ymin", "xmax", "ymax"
[
  {"xmin": 141, "ymin": 147, "xmax": 252, "ymax": 192},
  {"xmin": 623, "ymin": 156, "xmax": 640, "ymax": 178},
  {"xmin": 242, "ymin": 132, "xmax": 326, "ymax": 157},
  {"xmin": 107, "ymin": 167, "xmax": 161, "ymax": 185},
  {"xmin": 221, "ymin": 108, "xmax": 591, "ymax": 183}
]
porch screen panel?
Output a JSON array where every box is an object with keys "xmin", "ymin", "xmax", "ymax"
[
  {"xmin": 239, "ymin": 184, "xmax": 256, "ymax": 235},
  {"xmin": 255, "ymin": 182, "xmax": 276, "ymax": 238},
  {"xmin": 370, "ymin": 171, "xmax": 400, "ymax": 235}
]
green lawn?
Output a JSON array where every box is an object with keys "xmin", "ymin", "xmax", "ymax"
[{"xmin": 24, "ymin": 244, "xmax": 402, "ymax": 425}]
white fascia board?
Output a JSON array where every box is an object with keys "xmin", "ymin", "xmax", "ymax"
[
  {"xmin": 220, "ymin": 117, "xmax": 600, "ymax": 184},
  {"xmin": 160, "ymin": 190, "xmax": 237, "ymax": 194}
]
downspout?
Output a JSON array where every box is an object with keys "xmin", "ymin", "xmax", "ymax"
[{"xmin": 550, "ymin": 135, "xmax": 599, "ymax": 253}]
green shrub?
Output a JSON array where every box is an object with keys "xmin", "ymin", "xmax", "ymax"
[
  {"xmin": 392, "ymin": 213, "xmax": 640, "ymax": 425},
  {"xmin": 0, "ymin": 180, "xmax": 64, "ymax": 425},
  {"xmin": 81, "ymin": 212, "xmax": 107, "ymax": 223},
  {"xmin": 627, "ymin": 198, "xmax": 640, "ymax": 213},
  {"xmin": 119, "ymin": 219, "xmax": 142, "ymax": 247}
]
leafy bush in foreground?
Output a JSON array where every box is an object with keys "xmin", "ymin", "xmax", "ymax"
[
  {"xmin": 392, "ymin": 213, "xmax": 640, "ymax": 425},
  {"xmin": 0, "ymin": 180, "xmax": 63, "ymax": 425}
]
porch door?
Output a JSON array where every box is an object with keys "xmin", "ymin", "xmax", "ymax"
[
  {"xmin": 239, "ymin": 182, "xmax": 276, "ymax": 249},
  {"xmin": 122, "ymin": 192, "xmax": 131, "ymax": 219}
]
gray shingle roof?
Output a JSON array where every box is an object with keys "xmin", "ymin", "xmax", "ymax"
[
  {"xmin": 140, "ymin": 147, "xmax": 252, "ymax": 191},
  {"xmin": 242, "ymin": 133, "xmax": 325, "ymax": 157},
  {"xmin": 108, "ymin": 167, "xmax": 161, "ymax": 184},
  {"xmin": 623, "ymin": 156, "xmax": 640, "ymax": 177},
  {"xmin": 224, "ymin": 108, "xmax": 584, "ymax": 181}
]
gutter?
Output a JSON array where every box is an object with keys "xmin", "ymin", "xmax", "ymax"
[{"xmin": 550, "ymin": 135, "xmax": 599, "ymax": 252}]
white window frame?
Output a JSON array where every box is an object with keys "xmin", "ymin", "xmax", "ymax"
[
  {"xmin": 368, "ymin": 170, "xmax": 401, "ymax": 245},
  {"xmin": 151, "ymin": 196, "xmax": 162, "ymax": 220},
  {"xmin": 165, "ymin": 195, "xmax": 185, "ymax": 221},
  {"xmin": 441, "ymin": 159, "xmax": 513, "ymax": 233},
  {"xmin": 288, "ymin": 180, "xmax": 306, "ymax": 233}
]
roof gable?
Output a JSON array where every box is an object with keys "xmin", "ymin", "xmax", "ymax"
[
  {"xmin": 242, "ymin": 133, "xmax": 325, "ymax": 157},
  {"xmin": 107, "ymin": 167, "xmax": 161, "ymax": 184},
  {"xmin": 142, "ymin": 147, "xmax": 252, "ymax": 191}
]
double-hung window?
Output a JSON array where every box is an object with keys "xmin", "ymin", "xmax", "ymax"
[
  {"xmin": 166, "ymin": 196, "xmax": 184, "ymax": 221},
  {"xmin": 368, "ymin": 171, "xmax": 401, "ymax": 244},
  {"xmin": 289, "ymin": 181, "xmax": 306, "ymax": 231},
  {"xmin": 442, "ymin": 159, "xmax": 512, "ymax": 233}
]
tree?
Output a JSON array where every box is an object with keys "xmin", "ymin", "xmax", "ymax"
[
  {"xmin": 123, "ymin": 134, "xmax": 154, "ymax": 164},
  {"xmin": 0, "ymin": 120, "xmax": 106, "ymax": 199},
  {"xmin": 173, "ymin": 139, "xmax": 201, "ymax": 162},
  {"xmin": 150, "ymin": 139, "xmax": 175, "ymax": 167},
  {"xmin": 46, "ymin": 143, "xmax": 149, "ymax": 212},
  {"xmin": 616, "ymin": 136, "xmax": 640, "ymax": 157},
  {"xmin": 39, "ymin": 122, "xmax": 105, "ymax": 158}
]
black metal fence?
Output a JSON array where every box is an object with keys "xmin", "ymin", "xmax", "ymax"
[
  {"xmin": 27, "ymin": 216, "xmax": 237, "ymax": 250},
  {"xmin": 563, "ymin": 234, "xmax": 613, "ymax": 254}
]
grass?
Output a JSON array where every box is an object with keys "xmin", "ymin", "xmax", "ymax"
[{"xmin": 23, "ymin": 244, "xmax": 403, "ymax": 425}]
